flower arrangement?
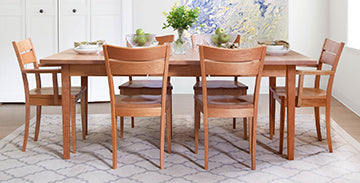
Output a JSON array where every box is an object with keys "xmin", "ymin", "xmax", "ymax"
[{"xmin": 162, "ymin": 3, "xmax": 200, "ymax": 44}]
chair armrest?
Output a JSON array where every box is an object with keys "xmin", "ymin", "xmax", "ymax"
[
  {"xmin": 296, "ymin": 70, "xmax": 335, "ymax": 76},
  {"xmin": 22, "ymin": 69, "xmax": 61, "ymax": 74}
]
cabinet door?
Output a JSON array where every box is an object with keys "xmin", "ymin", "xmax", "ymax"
[
  {"xmin": 89, "ymin": 0, "xmax": 122, "ymax": 101},
  {"xmin": 0, "ymin": 0, "xmax": 26, "ymax": 102},
  {"xmin": 59, "ymin": 0, "xmax": 90, "ymax": 51},
  {"xmin": 59, "ymin": 0, "xmax": 90, "ymax": 87},
  {"xmin": 26, "ymin": 0, "xmax": 58, "ymax": 88}
]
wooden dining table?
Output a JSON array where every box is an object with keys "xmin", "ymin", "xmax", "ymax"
[{"xmin": 40, "ymin": 48, "xmax": 317, "ymax": 161}]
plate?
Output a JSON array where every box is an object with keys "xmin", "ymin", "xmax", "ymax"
[
  {"xmin": 266, "ymin": 49, "xmax": 290, "ymax": 56},
  {"xmin": 73, "ymin": 47, "xmax": 100, "ymax": 54}
]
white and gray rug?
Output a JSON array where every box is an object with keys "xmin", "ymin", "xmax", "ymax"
[{"xmin": 1, "ymin": 114, "xmax": 360, "ymax": 183}]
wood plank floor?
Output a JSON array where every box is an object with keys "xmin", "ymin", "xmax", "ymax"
[{"xmin": 1, "ymin": 94, "xmax": 360, "ymax": 141}]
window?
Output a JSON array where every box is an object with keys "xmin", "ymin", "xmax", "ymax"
[{"xmin": 348, "ymin": 0, "xmax": 360, "ymax": 49}]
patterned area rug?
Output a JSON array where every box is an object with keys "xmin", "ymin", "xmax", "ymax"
[{"xmin": 1, "ymin": 114, "xmax": 360, "ymax": 183}]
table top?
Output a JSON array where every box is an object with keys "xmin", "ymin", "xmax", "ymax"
[{"xmin": 40, "ymin": 48, "xmax": 318, "ymax": 66}]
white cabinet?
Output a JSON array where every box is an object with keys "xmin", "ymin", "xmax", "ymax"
[
  {"xmin": 88, "ymin": 0, "xmax": 123, "ymax": 101},
  {"xmin": 59, "ymin": 0, "xmax": 90, "ymax": 51},
  {"xmin": 26, "ymin": 0, "xmax": 58, "ymax": 88},
  {"xmin": 0, "ymin": 0, "xmax": 26, "ymax": 102},
  {"xmin": 0, "ymin": 0, "xmax": 130, "ymax": 102}
]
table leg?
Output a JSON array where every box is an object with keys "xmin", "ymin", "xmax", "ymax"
[
  {"xmin": 269, "ymin": 77, "xmax": 276, "ymax": 140},
  {"xmin": 286, "ymin": 65, "xmax": 296, "ymax": 160},
  {"xmin": 62, "ymin": 65, "xmax": 71, "ymax": 159},
  {"xmin": 81, "ymin": 76, "xmax": 88, "ymax": 136}
]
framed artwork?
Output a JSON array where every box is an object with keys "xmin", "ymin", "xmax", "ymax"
[{"xmin": 183, "ymin": 0, "xmax": 288, "ymax": 46}]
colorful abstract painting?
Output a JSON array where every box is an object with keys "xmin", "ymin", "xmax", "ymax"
[{"xmin": 183, "ymin": 0, "xmax": 288, "ymax": 46}]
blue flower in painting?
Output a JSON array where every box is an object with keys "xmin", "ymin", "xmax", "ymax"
[{"xmin": 254, "ymin": 0, "xmax": 270, "ymax": 17}]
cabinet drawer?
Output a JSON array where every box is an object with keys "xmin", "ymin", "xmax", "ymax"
[
  {"xmin": 27, "ymin": 0, "xmax": 56, "ymax": 16},
  {"xmin": 60, "ymin": 0, "xmax": 89, "ymax": 16}
]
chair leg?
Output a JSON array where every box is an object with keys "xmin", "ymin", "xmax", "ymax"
[
  {"xmin": 249, "ymin": 118, "xmax": 253, "ymax": 154},
  {"xmin": 120, "ymin": 117, "xmax": 124, "ymax": 139},
  {"xmin": 34, "ymin": 106, "xmax": 42, "ymax": 141},
  {"xmin": 243, "ymin": 118, "xmax": 247, "ymax": 140},
  {"xmin": 326, "ymin": 105, "xmax": 333, "ymax": 153},
  {"xmin": 251, "ymin": 117, "xmax": 257, "ymax": 170},
  {"xmin": 233, "ymin": 118, "xmax": 236, "ymax": 129},
  {"xmin": 166, "ymin": 104, "xmax": 171, "ymax": 154},
  {"xmin": 111, "ymin": 114, "xmax": 117, "ymax": 169},
  {"xmin": 160, "ymin": 111, "xmax": 166, "ymax": 169},
  {"xmin": 269, "ymin": 92, "xmax": 276, "ymax": 140},
  {"xmin": 204, "ymin": 114, "xmax": 209, "ymax": 170},
  {"xmin": 194, "ymin": 100, "xmax": 200, "ymax": 154},
  {"xmin": 170, "ymin": 94, "xmax": 173, "ymax": 139},
  {"xmin": 314, "ymin": 107, "xmax": 322, "ymax": 141},
  {"xmin": 81, "ymin": 93, "xmax": 87, "ymax": 140},
  {"xmin": 71, "ymin": 99, "xmax": 76, "ymax": 154},
  {"xmin": 279, "ymin": 100, "xmax": 285, "ymax": 154},
  {"xmin": 22, "ymin": 103, "xmax": 31, "ymax": 152},
  {"xmin": 131, "ymin": 117, "xmax": 135, "ymax": 128}
]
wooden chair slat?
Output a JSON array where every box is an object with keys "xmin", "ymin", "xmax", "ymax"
[
  {"xmin": 324, "ymin": 38, "xmax": 341, "ymax": 53},
  {"xmin": 16, "ymin": 39, "xmax": 33, "ymax": 53},
  {"xmin": 105, "ymin": 45, "xmax": 167, "ymax": 61},
  {"xmin": 205, "ymin": 61, "xmax": 260, "ymax": 76},
  {"xmin": 156, "ymin": 35, "xmax": 174, "ymax": 45},
  {"xmin": 21, "ymin": 51, "xmax": 37, "ymax": 65},
  {"xmin": 320, "ymin": 51, "xmax": 337, "ymax": 66},
  {"xmin": 203, "ymin": 46, "xmax": 264, "ymax": 62},
  {"xmin": 110, "ymin": 60, "xmax": 165, "ymax": 75}
]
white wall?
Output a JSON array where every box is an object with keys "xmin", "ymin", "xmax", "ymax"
[
  {"xmin": 132, "ymin": 0, "xmax": 330, "ymax": 94},
  {"xmin": 329, "ymin": 0, "xmax": 360, "ymax": 116}
]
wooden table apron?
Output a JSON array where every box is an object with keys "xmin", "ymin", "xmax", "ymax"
[{"xmin": 40, "ymin": 49, "xmax": 317, "ymax": 161}]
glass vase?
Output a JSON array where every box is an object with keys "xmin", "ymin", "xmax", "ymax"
[{"xmin": 172, "ymin": 28, "xmax": 190, "ymax": 54}]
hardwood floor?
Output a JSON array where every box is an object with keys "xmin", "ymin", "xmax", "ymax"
[{"xmin": 1, "ymin": 94, "xmax": 360, "ymax": 141}]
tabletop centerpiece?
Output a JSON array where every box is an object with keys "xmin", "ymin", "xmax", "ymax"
[{"xmin": 162, "ymin": 3, "xmax": 200, "ymax": 54}]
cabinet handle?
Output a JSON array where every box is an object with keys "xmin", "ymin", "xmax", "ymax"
[
  {"xmin": 39, "ymin": 9, "xmax": 44, "ymax": 13},
  {"xmin": 72, "ymin": 9, "xmax": 77, "ymax": 13}
]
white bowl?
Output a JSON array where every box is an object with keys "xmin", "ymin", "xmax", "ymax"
[
  {"xmin": 126, "ymin": 34, "xmax": 156, "ymax": 47},
  {"xmin": 205, "ymin": 33, "xmax": 238, "ymax": 47},
  {"xmin": 73, "ymin": 47, "xmax": 100, "ymax": 54},
  {"xmin": 79, "ymin": 44, "xmax": 98, "ymax": 50},
  {"xmin": 266, "ymin": 49, "xmax": 290, "ymax": 56},
  {"xmin": 267, "ymin": 45, "xmax": 285, "ymax": 51}
]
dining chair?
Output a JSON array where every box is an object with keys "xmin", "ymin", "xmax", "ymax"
[
  {"xmin": 195, "ymin": 45, "xmax": 266, "ymax": 170},
  {"xmin": 12, "ymin": 38, "xmax": 87, "ymax": 153},
  {"xmin": 269, "ymin": 38, "xmax": 345, "ymax": 154},
  {"xmin": 192, "ymin": 34, "xmax": 249, "ymax": 139},
  {"xmin": 103, "ymin": 44, "xmax": 172, "ymax": 169},
  {"xmin": 119, "ymin": 35, "xmax": 174, "ymax": 138}
]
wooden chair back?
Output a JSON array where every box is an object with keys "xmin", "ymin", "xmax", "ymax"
[
  {"xmin": 315, "ymin": 39, "xmax": 345, "ymax": 90},
  {"xmin": 103, "ymin": 44, "xmax": 171, "ymax": 107},
  {"xmin": 199, "ymin": 45, "xmax": 266, "ymax": 109},
  {"xmin": 12, "ymin": 38, "xmax": 39, "ymax": 70},
  {"xmin": 193, "ymin": 34, "xmax": 242, "ymax": 82},
  {"xmin": 12, "ymin": 38, "xmax": 41, "ymax": 92},
  {"xmin": 156, "ymin": 35, "xmax": 175, "ymax": 45}
]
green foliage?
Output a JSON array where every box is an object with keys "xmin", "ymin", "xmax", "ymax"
[{"xmin": 162, "ymin": 3, "xmax": 200, "ymax": 31}]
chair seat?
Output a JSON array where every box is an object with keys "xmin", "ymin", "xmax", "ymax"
[
  {"xmin": 115, "ymin": 95, "xmax": 170, "ymax": 117},
  {"xmin": 119, "ymin": 80, "xmax": 173, "ymax": 90},
  {"xmin": 30, "ymin": 87, "xmax": 84, "ymax": 97},
  {"xmin": 193, "ymin": 80, "xmax": 248, "ymax": 90},
  {"xmin": 195, "ymin": 95, "xmax": 254, "ymax": 109},
  {"xmin": 115, "ymin": 95, "xmax": 164, "ymax": 108},
  {"xmin": 270, "ymin": 87, "xmax": 327, "ymax": 100}
]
